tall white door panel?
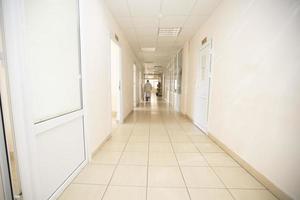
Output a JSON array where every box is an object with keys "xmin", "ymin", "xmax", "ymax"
[
  {"xmin": 194, "ymin": 42, "xmax": 212, "ymax": 132},
  {"xmin": 2, "ymin": 0, "xmax": 86, "ymax": 199}
]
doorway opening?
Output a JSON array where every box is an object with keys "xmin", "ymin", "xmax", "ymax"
[
  {"xmin": 110, "ymin": 39, "xmax": 122, "ymax": 126},
  {"xmin": 0, "ymin": 19, "xmax": 22, "ymax": 200}
]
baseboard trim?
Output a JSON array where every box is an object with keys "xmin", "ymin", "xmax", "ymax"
[
  {"xmin": 91, "ymin": 109, "xmax": 134, "ymax": 158},
  {"xmin": 184, "ymin": 114, "xmax": 192, "ymax": 121},
  {"xmin": 184, "ymin": 114, "xmax": 208, "ymax": 134},
  {"xmin": 50, "ymin": 159, "xmax": 88, "ymax": 200},
  {"xmin": 208, "ymin": 133, "xmax": 292, "ymax": 200},
  {"xmin": 123, "ymin": 110, "xmax": 133, "ymax": 122},
  {"xmin": 91, "ymin": 133, "xmax": 112, "ymax": 159}
]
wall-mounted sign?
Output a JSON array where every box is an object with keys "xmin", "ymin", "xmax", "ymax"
[
  {"xmin": 201, "ymin": 37, "xmax": 207, "ymax": 45},
  {"xmin": 115, "ymin": 34, "xmax": 119, "ymax": 42}
]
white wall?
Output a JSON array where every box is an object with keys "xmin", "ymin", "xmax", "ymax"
[
  {"xmin": 103, "ymin": 4, "xmax": 143, "ymax": 119},
  {"xmin": 80, "ymin": 0, "xmax": 142, "ymax": 155},
  {"xmin": 80, "ymin": 0, "xmax": 111, "ymax": 156},
  {"xmin": 183, "ymin": 0, "xmax": 300, "ymax": 199}
]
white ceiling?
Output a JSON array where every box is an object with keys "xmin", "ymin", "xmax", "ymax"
[{"xmin": 105, "ymin": 0, "xmax": 221, "ymax": 69}]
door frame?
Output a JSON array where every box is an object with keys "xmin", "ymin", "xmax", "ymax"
[
  {"xmin": 0, "ymin": 99, "xmax": 13, "ymax": 200},
  {"xmin": 1, "ymin": 1, "xmax": 88, "ymax": 199},
  {"xmin": 0, "ymin": 2, "xmax": 13, "ymax": 199},
  {"xmin": 110, "ymin": 39, "xmax": 124, "ymax": 123},
  {"xmin": 133, "ymin": 64, "xmax": 137, "ymax": 107},
  {"xmin": 193, "ymin": 40, "xmax": 213, "ymax": 134},
  {"xmin": 138, "ymin": 71, "xmax": 142, "ymax": 104}
]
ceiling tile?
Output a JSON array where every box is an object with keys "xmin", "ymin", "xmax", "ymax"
[
  {"xmin": 135, "ymin": 27, "xmax": 158, "ymax": 37},
  {"xmin": 128, "ymin": 0, "xmax": 161, "ymax": 17},
  {"xmin": 184, "ymin": 15, "xmax": 208, "ymax": 28},
  {"xmin": 105, "ymin": 0, "xmax": 131, "ymax": 17},
  {"xmin": 159, "ymin": 16, "xmax": 188, "ymax": 27},
  {"xmin": 122, "ymin": 28, "xmax": 137, "ymax": 40},
  {"xmin": 174, "ymin": 40, "xmax": 186, "ymax": 46},
  {"xmin": 138, "ymin": 36, "xmax": 157, "ymax": 42},
  {"xmin": 161, "ymin": 0, "xmax": 196, "ymax": 15},
  {"xmin": 157, "ymin": 39, "xmax": 176, "ymax": 45},
  {"xmin": 154, "ymin": 52, "xmax": 170, "ymax": 57},
  {"xmin": 139, "ymin": 40, "xmax": 157, "ymax": 47},
  {"xmin": 133, "ymin": 17, "xmax": 159, "ymax": 27},
  {"xmin": 116, "ymin": 17, "xmax": 134, "ymax": 29},
  {"xmin": 191, "ymin": 0, "xmax": 221, "ymax": 15},
  {"xmin": 130, "ymin": 43, "xmax": 140, "ymax": 50},
  {"xmin": 139, "ymin": 41, "xmax": 156, "ymax": 47},
  {"xmin": 180, "ymin": 25, "xmax": 200, "ymax": 37},
  {"xmin": 156, "ymin": 46, "xmax": 176, "ymax": 52},
  {"xmin": 157, "ymin": 37, "xmax": 176, "ymax": 42},
  {"xmin": 157, "ymin": 37, "xmax": 176, "ymax": 47}
]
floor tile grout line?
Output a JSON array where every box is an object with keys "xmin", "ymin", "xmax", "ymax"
[
  {"xmin": 99, "ymin": 115, "xmax": 137, "ymax": 200},
  {"xmin": 174, "ymin": 102, "xmax": 276, "ymax": 199},
  {"xmin": 70, "ymin": 182, "xmax": 269, "ymax": 190},
  {"xmin": 173, "ymin": 115, "xmax": 238, "ymax": 200},
  {"xmin": 172, "ymin": 112, "xmax": 240, "ymax": 200},
  {"xmin": 173, "ymin": 112, "xmax": 276, "ymax": 200},
  {"xmin": 65, "ymin": 121, "xmax": 126, "ymax": 200},
  {"xmin": 64, "ymin": 101, "xmax": 277, "ymax": 200},
  {"xmin": 161, "ymin": 113, "xmax": 193, "ymax": 200}
]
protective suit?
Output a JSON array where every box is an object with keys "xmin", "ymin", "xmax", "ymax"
[{"xmin": 144, "ymin": 81, "xmax": 152, "ymax": 101}]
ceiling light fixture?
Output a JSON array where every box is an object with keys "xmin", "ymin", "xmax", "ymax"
[
  {"xmin": 158, "ymin": 27, "xmax": 181, "ymax": 37},
  {"xmin": 141, "ymin": 47, "xmax": 156, "ymax": 52}
]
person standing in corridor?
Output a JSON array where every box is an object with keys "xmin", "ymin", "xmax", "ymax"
[{"xmin": 144, "ymin": 80, "xmax": 152, "ymax": 102}]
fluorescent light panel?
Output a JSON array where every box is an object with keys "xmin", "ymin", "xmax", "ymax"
[
  {"xmin": 158, "ymin": 27, "xmax": 181, "ymax": 37},
  {"xmin": 141, "ymin": 47, "xmax": 156, "ymax": 52}
]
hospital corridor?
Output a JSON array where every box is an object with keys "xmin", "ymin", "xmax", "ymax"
[{"xmin": 0, "ymin": 0, "xmax": 299, "ymax": 200}]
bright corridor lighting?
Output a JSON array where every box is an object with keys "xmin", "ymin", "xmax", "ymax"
[
  {"xmin": 158, "ymin": 27, "xmax": 181, "ymax": 37},
  {"xmin": 141, "ymin": 47, "xmax": 156, "ymax": 52}
]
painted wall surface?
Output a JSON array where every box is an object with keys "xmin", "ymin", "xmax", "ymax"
[
  {"xmin": 103, "ymin": 4, "xmax": 142, "ymax": 120},
  {"xmin": 80, "ymin": 0, "xmax": 141, "ymax": 155},
  {"xmin": 80, "ymin": 0, "xmax": 111, "ymax": 156},
  {"xmin": 183, "ymin": 0, "xmax": 300, "ymax": 199}
]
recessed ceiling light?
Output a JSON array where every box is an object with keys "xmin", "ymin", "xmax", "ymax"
[
  {"xmin": 141, "ymin": 47, "xmax": 156, "ymax": 52},
  {"xmin": 158, "ymin": 27, "xmax": 181, "ymax": 37}
]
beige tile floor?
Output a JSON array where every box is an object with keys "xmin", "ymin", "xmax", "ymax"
[{"xmin": 59, "ymin": 101, "xmax": 278, "ymax": 200}]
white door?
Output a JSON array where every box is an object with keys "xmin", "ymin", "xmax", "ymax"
[
  {"xmin": 2, "ymin": 1, "xmax": 87, "ymax": 199},
  {"xmin": 194, "ymin": 42, "xmax": 212, "ymax": 133},
  {"xmin": 133, "ymin": 64, "xmax": 137, "ymax": 107},
  {"xmin": 0, "ymin": 104, "xmax": 13, "ymax": 200},
  {"xmin": 138, "ymin": 71, "xmax": 142, "ymax": 103},
  {"xmin": 110, "ymin": 40, "xmax": 122, "ymax": 122}
]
